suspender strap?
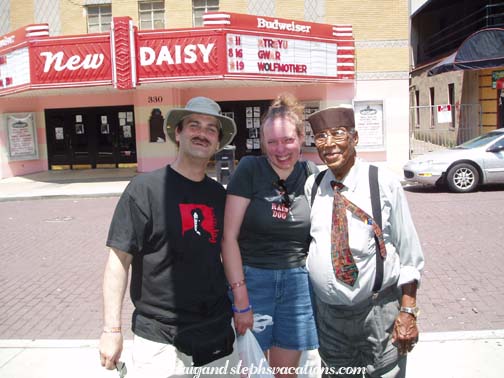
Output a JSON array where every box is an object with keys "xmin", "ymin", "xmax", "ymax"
[
  {"xmin": 310, "ymin": 170, "xmax": 326, "ymax": 207},
  {"xmin": 369, "ymin": 165, "xmax": 384, "ymax": 293}
]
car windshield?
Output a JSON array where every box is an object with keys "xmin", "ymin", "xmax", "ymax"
[{"xmin": 454, "ymin": 131, "xmax": 504, "ymax": 149}]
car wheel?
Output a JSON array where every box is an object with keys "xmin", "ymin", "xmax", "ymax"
[{"xmin": 446, "ymin": 163, "xmax": 479, "ymax": 193}]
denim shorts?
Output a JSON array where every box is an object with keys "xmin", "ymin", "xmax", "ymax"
[{"xmin": 238, "ymin": 265, "xmax": 319, "ymax": 351}]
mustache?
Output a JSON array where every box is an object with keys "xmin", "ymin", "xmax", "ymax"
[{"xmin": 191, "ymin": 136, "xmax": 211, "ymax": 145}]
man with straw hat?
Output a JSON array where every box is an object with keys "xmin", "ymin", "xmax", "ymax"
[{"xmin": 99, "ymin": 97, "xmax": 240, "ymax": 377}]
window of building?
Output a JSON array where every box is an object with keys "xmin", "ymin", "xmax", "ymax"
[
  {"xmin": 448, "ymin": 83, "xmax": 455, "ymax": 128},
  {"xmin": 139, "ymin": 1, "xmax": 165, "ymax": 30},
  {"xmin": 87, "ymin": 4, "xmax": 112, "ymax": 33},
  {"xmin": 415, "ymin": 90, "xmax": 420, "ymax": 127},
  {"xmin": 193, "ymin": 0, "xmax": 219, "ymax": 27},
  {"xmin": 248, "ymin": 0, "xmax": 274, "ymax": 16},
  {"xmin": 429, "ymin": 87, "xmax": 435, "ymax": 127},
  {"xmin": 304, "ymin": 0, "xmax": 325, "ymax": 22}
]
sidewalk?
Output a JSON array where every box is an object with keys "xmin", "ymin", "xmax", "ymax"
[
  {"xmin": 0, "ymin": 168, "xmax": 136, "ymax": 201},
  {"xmin": 1, "ymin": 168, "xmax": 504, "ymax": 377},
  {"xmin": 1, "ymin": 330, "xmax": 503, "ymax": 378},
  {"xmin": 0, "ymin": 163, "xmax": 404, "ymax": 202}
]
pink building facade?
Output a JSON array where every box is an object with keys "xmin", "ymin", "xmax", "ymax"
[{"xmin": 0, "ymin": 12, "xmax": 392, "ymax": 179}]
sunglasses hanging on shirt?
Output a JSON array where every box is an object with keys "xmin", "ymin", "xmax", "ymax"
[{"xmin": 273, "ymin": 179, "xmax": 292, "ymax": 208}]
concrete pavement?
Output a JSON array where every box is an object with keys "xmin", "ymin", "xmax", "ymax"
[
  {"xmin": 1, "ymin": 168, "xmax": 504, "ymax": 377},
  {"xmin": 0, "ymin": 168, "xmax": 135, "ymax": 201},
  {"xmin": 1, "ymin": 331, "xmax": 503, "ymax": 378}
]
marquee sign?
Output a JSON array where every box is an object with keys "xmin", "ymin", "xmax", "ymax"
[
  {"xmin": 0, "ymin": 13, "xmax": 355, "ymax": 96},
  {"xmin": 30, "ymin": 35, "xmax": 112, "ymax": 88},
  {"xmin": 0, "ymin": 24, "xmax": 50, "ymax": 94},
  {"xmin": 206, "ymin": 12, "xmax": 354, "ymax": 81},
  {"xmin": 226, "ymin": 33, "xmax": 338, "ymax": 79},
  {"xmin": 136, "ymin": 30, "xmax": 223, "ymax": 83}
]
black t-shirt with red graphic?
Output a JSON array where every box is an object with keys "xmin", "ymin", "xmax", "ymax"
[
  {"xmin": 227, "ymin": 156, "xmax": 316, "ymax": 270},
  {"xmin": 107, "ymin": 165, "xmax": 230, "ymax": 343}
]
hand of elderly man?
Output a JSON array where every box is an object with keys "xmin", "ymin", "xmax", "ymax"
[{"xmin": 391, "ymin": 311, "xmax": 419, "ymax": 355}]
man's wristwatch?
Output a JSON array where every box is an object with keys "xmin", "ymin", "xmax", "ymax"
[{"xmin": 400, "ymin": 306, "xmax": 420, "ymax": 318}]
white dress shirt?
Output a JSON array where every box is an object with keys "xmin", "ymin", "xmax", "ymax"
[{"xmin": 305, "ymin": 159, "xmax": 424, "ymax": 306}]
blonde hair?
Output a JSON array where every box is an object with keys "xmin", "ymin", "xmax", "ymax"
[{"xmin": 260, "ymin": 93, "xmax": 305, "ymax": 143}]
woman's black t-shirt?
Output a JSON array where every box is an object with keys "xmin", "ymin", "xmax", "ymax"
[{"xmin": 226, "ymin": 156, "xmax": 316, "ymax": 269}]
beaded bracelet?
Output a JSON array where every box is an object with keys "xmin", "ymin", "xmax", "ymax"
[
  {"xmin": 103, "ymin": 326, "xmax": 122, "ymax": 333},
  {"xmin": 232, "ymin": 304, "xmax": 252, "ymax": 314},
  {"xmin": 229, "ymin": 279, "xmax": 246, "ymax": 290}
]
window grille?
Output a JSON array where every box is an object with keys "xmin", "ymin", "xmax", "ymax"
[
  {"xmin": 139, "ymin": 1, "xmax": 165, "ymax": 30},
  {"xmin": 193, "ymin": 0, "xmax": 219, "ymax": 26},
  {"xmin": 247, "ymin": 0, "xmax": 274, "ymax": 16},
  {"xmin": 304, "ymin": 0, "xmax": 324, "ymax": 22},
  {"xmin": 87, "ymin": 4, "xmax": 112, "ymax": 33}
]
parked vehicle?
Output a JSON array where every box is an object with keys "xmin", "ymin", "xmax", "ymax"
[{"xmin": 403, "ymin": 129, "xmax": 504, "ymax": 193}]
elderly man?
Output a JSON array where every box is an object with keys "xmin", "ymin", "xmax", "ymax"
[
  {"xmin": 305, "ymin": 106, "xmax": 424, "ymax": 378},
  {"xmin": 99, "ymin": 97, "xmax": 240, "ymax": 377}
]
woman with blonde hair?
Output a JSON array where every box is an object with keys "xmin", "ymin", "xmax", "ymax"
[{"xmin": 222, "ymin": 94, "xmax": 318, "ymax": 377}]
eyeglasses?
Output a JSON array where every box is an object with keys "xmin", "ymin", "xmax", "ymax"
[
  {"xmin": 314, "ymin": 128, "xmax": 351, "ymax": 144},
  {"xmin": 116, "ymin": 361, "xmax": 127, "ymax": 378},
  {"xmin": 273, "ymin": 179, "xmax": 292, "ymax": 208}
]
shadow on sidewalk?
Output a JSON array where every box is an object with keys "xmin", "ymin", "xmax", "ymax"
[{"xmin": 3, "ymin": 168, "xmax": 138, "ymax": 184}]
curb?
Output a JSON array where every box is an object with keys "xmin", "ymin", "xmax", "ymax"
[
  {"xmin": 0, "ymin": 192, "xmax": 124, "ymax": 203},
  {"xmin": 2, "ymin": 329, "xmax": 504, "ymax": 348}
]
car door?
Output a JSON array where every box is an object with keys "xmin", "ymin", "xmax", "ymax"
[{"xmin": 482, "ymin": 135, "xmax": 504, "ymax": 184}]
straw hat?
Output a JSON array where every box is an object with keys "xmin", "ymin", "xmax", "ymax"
[{"xmin": 164, "ymin": 97, "xmax": 237, "ymax": 151}]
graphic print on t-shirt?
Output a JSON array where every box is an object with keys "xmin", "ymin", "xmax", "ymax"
[
  {"xmin": 271, "ymin": 202, "xmax": 289, "ymax": 220},
  {"xmin": 179, "ymin": 204, "xmax": 218, "ymax": 244}
]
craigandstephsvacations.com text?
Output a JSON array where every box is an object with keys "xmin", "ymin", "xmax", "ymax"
[{"xmin": 184, "ymin": 360, "xmax": 366, "ymax": 377}]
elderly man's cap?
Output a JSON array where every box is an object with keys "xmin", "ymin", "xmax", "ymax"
[{"xmin": 307, "ymin": 106, "xmax": 355, "ymax": 134}]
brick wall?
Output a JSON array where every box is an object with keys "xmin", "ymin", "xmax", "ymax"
[
  {"xmin": 327, "ymin": 0, "xmax": 409, "ymax": 74},
  {"xmin": 327, "ymin": 0, "xmax": 408, "ymax": 40},
  {"xmin": 357, "ymin": 47, "xmax": 409, "ymax": 73},
  {"xmin": 166, "ymin": 0, "xmax": 192, "ymax": 28},
  {"xmin": 60, "ymin": 0, "xmax": 86, "ymax": 35},
  {"xmin": 10, "ymin": 0, "xmax": 34, "ymax": 30},
  {"xmin": 275, "ymin": 0, "xmax": 304, "ymax": 20},
  {"xmin": 220, "ymin": 0, "xmax": 247, "ymax": 14},
  {"xmin": 113, "ymin": 0, "xmax": 139, "ymax": 24}
]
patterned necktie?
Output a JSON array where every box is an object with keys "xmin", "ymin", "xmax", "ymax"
[
  {"xmin": 331, "ymin": 181, "xmax": 359, "ymax": 287},
  {"xmin": 330, "ymin": 181, "xmax": 388, "ymax": 287}
]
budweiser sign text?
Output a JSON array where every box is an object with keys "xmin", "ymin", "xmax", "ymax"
[{"xmin": 257, "ymin": 18, "xmax": 312, "ymax": 33}]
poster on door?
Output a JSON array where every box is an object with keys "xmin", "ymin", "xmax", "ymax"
[
  {"xmin": 303, "ymin": 105, "xmax": 319, "ymax": 146},
  {"xmin": 353, "ymin": 101, "xmax": 384, "ymax": 149},
  {"xmin": 245, "ymin": 106, "xmax": 261, "ymax": 150},
  {"xmin": 6, "ymin": 113, "xmax": 39, "ymax": 161}
]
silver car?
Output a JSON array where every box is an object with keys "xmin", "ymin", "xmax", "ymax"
[{"xmin": 403, "ymin": 129, "xmax": 504, "ymax": 192}]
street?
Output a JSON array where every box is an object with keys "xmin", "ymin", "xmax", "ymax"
[
  {"xmin": 0, "ymin": 185, "xmax": 503, "ymax": 340},
  {"xmin": 405, "ymin": 184, "xmax": 504, "ymax": 332}
]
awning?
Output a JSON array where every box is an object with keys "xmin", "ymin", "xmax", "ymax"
[{"xmin": 428, "ymin": 28, "xmax": 504, "ymax": 76}]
